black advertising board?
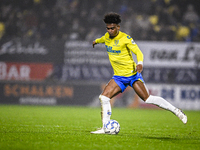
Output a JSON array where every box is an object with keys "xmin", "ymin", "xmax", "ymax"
[{"xmin": 0, "ymin": 81, "xmax": 101, "ymax": 106}]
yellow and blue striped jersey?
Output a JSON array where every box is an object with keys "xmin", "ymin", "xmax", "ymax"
[{"xmin": 95, "ymin": 31, "xmax": 143, "ymax": 77}]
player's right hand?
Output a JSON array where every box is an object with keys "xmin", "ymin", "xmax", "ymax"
[{"xmin": 93, "ymin": 41, "xmax": 97, "ymax": 48}]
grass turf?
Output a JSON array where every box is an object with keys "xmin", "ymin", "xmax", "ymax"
[{"xmin": 0, "ymin": 105, "xmax": 199, "ymax": 150}]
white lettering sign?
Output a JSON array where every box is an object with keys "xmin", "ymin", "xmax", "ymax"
[{"xmin": 0, "ymin": 41, "xmax": 48, "ymax": 55}]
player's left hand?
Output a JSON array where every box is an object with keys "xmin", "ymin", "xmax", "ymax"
[{"xmin": 136, "ymin": 64, "xmax": 143, "ymax": 73}]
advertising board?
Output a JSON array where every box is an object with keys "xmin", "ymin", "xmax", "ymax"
[
  {"xmin": 0, "ymin": 62, "xmax": 53, "ymax": 81},
  {"xmin": 0, "ymin": 39, "xmax": 64, "ymax": 63}
]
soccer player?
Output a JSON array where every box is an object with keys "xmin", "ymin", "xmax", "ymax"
[{"xmin": 91, "ymin": 12, "xmax": 187, "ymax": 134}]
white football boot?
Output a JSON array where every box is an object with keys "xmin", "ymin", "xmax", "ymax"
[
  {"xmin": 175, "ymin": 109, "xmax": 187, "ymax": 124},
  {"xmin": 91, "ymin": 128, "xmax": 105, "ymax": 134}
]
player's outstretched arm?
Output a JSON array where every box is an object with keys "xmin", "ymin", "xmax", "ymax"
[{"xmin": 93, "ymin": 41, "xmax": 97, "ymax": 48}]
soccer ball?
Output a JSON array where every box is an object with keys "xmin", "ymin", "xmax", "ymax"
[{"xmin": 103, "ymin": 120, "xmax": 120, "ymax": 134}]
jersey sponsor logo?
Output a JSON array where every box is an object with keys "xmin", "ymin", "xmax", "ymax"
[{"xmin": 105, "ymin": 45, "xmax": 121, "ymax": 54}]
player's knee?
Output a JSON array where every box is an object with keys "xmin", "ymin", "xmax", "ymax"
[
  {"xmin": 99, "ymin": 94, "xmax": 110, "ymax": 104},
  {"xmin": 142, "ymin": 95, "xmax": 150, "ymax": 102}
]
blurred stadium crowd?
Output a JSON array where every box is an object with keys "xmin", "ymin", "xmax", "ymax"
[{"xmin": 0, "ymin": 0, "xmax": 200, "ymax": 42}]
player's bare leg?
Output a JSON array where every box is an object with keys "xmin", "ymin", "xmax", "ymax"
[
  {"xmin": 101, "ymin": 79, "xmax": 122, "ymax": 99},
  {"xmin": 132, "ymin": 81, "xmax": 187, "ymax": 124},
  {"xmin": 91, "ymin": 79, "xmax": 121, "ymax": 134}
]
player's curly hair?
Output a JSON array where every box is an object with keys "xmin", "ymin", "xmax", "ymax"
[{"xmin": 103, "ymin": 12, "xmax": 121, "ymax": 24}]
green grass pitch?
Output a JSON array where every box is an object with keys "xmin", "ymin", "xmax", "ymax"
[{"xmin": 0, "ymin": 105, "xmax": 199, "ymax": 150}]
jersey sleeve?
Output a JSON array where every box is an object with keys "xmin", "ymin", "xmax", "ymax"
[
  {"xmin": 95, "ymin": 35, "xmax": 106, "ymax": 44},
  {"xmin": 127, "ymin": 38, "xmax": 143, "ymax": 64}
]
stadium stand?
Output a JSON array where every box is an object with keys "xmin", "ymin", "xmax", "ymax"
[{"xmin": 0, "ymin": 0, "xmax": 199, "ymax": 42}]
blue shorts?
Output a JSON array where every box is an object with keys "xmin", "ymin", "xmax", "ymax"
[{"xmin": 112, "ymin": 73, "xmax": 145, "ymax": 93}]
